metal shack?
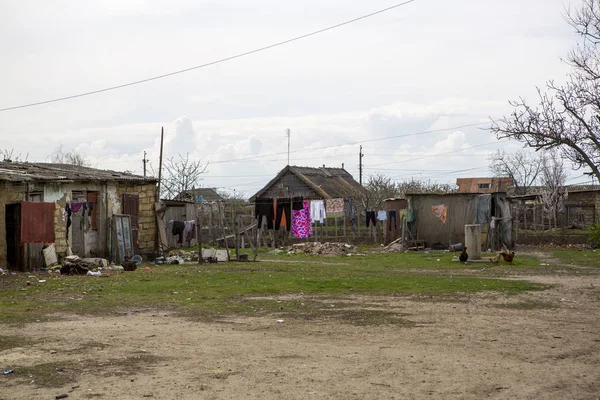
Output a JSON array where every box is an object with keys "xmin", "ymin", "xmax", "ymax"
[{"xmin": 405, "ymin": 192, "xmax": 513, "ymax": 250}]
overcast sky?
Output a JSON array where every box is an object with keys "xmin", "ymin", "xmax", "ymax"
[{"xmin": 0, "ymin": 0, "xmax": 594, "ymax": 197}]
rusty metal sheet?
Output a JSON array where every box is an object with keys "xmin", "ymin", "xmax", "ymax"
[{"xmin": 20, "ymin": 201, "xmax": 55, "ymax": 244}]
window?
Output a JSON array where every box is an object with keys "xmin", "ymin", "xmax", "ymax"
[{"xmin": 478, "ymin": 183, "xmax": 491, "ymax": 189}]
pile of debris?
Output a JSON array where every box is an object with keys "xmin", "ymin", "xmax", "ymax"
[
  {"xmin": 287, "ymin": 242, "xmax": 359, "ymax": 256},
  {"xmin": 58, "ymin": 256, "xmax": 108, "ymax": 275}
]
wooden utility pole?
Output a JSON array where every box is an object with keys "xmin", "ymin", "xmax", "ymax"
[
  {"xmin": 359, "ymin": 146, "xmax": 364, "ymax": 186},
  {"xmin": 157, "ymin": 127, "xmax": 164, "ymax": 201}
]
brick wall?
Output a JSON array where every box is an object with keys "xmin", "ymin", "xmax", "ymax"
[
  {"xmin": 116, "ymin": 183, "xmax": 157, "ymax": 256},
  {"xmin": 0, "ymin": 183, "xmax": 26, "ymax": 267}
]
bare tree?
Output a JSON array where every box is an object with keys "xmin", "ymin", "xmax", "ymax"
[
  {"xmin": 396, "ymin": 178, "xmax": 457, "ymax": 197},
  {"xmin": 539, "ymin": 151, "xmax": 568, "ymax": 229},
  {"xmin": 361, "ymin": 173, "xmax": 398, "ymax": 210},
  {"xmin": 157, "ymin": 153, "xmax": 208, "ymax": 200},
  {"xmin": 1, "ymin": 148, "xmax": 28, "ymax": 162},
  {"xmin": 488, "ymin": 149, "xmax": 544, "ymax": 194},
  {"xmin": 50, "ymin": 145, "xmax": 90, "ymax": 166},
  {"xmin": 491, "ymin": 0, "xmax": 600, "ymax": 184}
]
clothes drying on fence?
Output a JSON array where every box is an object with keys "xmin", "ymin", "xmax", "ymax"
[
  {"xmin": 366, "ymin": 211, "xmax": 377, "ymax": 227},
  {"xmin": 377, "ymin": 210, "xmax": 387, "ymax": 221},
  {"xmin": 292, "ymin": 196, "xmax": 304, "ymax": 211},
  {"xmin": 432, "ymin": 204, "xmax": 448, "ymax": 224},
  {"xmin": 388, "ymin": 210, "xmax": 397, "ymax": 231},
  {"xmin": 70, "ymin": 202, "xmax": 84, "ymax": 213},
  {"xmin": 275, "ymin": 198, "xmax": 291, "ymax": 230},
  {"xmin": 172, "ymin": 220, "xmax": 185, "ymax": 244},
  {"xmin": 65, "ymin": 203, "xmax": 72, "ymax": 240},
  {"xmin": 292, "ymin": 201, "xmax": 312, "ymax": 239},
  {"xmin": 255, "ymin": 198, "xmax": 274, "ymax": 229},
  {"xmin": 183, "ymin": 220, "xmax": 196, "ymax": 244},
  {"xmin": 310, "ymin": 200, "xmax": 326, "ymax": 223},
  {"xmin": 325, "ymin": 198, "xmax": 344, "ymax": 217}
]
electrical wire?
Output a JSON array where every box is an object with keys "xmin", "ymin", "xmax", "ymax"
[
  {"xmin": 0, "ymin": 0, "xmax": 418, "ymax": 113},
  {"xmin": 208, "ymin": 122, "xmax": 490, "ymax": 165}
]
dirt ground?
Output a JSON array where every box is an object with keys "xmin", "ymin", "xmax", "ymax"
[{"xmin": 1, "ymin": 273, "xmax": 600, "ymax": 400}]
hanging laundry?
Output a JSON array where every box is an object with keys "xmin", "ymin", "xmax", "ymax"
[
  {"xmin": 255, "ymin": 199, "xmax": 274, "ymax": 229},
  {"xmin": 172, "ymin": 220, "xmax": 185, "ymax": 244},
  {"xmin": 432, "ymin": 204, "xmax": 448, "ymax": 224},
  {"xmin": 70, "ymin": 202, "xmax": 84, "ymax": 213},
  {"xmin": 65, "ymin": 203, "xmax": 72, "ymax": 240},
  {"xmin": 325, "ymin": 198, "xmax": 344, "ymax": 217},
  {"xmin": 388, "ymin": 210, "xmax": 397, "ymax": 231},
  {"xmin": 377, "ymin": 210, "xmax": 387, "ymax": 221},
  {"xmin": 183, "ymin": 220, "xmax": 196, "ymax": 245},
  {"xmin": 310, "ymin": 200, "xmax": 326, "ymax": 223},
  {"xmin": 275, "ymin": 198, "xmax": 291, "ymax": 230},
  {"xmin": 87, "ymin": 202, "xmax": 94, "ymax": 216},
  {"xmin": 292, "ymin": 196, "xmax": 304, "ymax": 211},
  {"xmin": 292, "ymin": 201, "xmax": 312, "ymax": 239},
  {"xmin": 366, "ymin": 211, "xmax": 376, "ymax": 227}
]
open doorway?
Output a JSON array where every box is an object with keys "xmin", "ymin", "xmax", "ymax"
[{"xmin": 5, "ymin": 203, "xmax": 21, "ymax": 270}]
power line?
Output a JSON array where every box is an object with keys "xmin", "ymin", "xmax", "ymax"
[
  {"xmin": 0, "ymin": 0, "xmax": 418, "ymax": 113},
  {"xmin": 208, "ymin": 122, "xmax": 490, "ymax": 165}
]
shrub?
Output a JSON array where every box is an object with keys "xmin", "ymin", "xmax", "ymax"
[{"xmin": 588, "ymin": 224, "xmax": 600, "ymax": 249}]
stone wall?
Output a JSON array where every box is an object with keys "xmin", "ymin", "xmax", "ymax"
[
  {"xmin": 116, "ymin": 183, "xmax": 157, "ymax": 256},
  {"xmin": 0, "ymin": 182, "xmax": 26, "ymax": 267}
]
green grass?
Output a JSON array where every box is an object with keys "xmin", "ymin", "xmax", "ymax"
[
  {"xmin": 551, "ymin": 250, "xmax": 600, "ymax": 267},
  {"xmin": 0, "ymin": 251, "xmax": 552, "ymax": 325}
]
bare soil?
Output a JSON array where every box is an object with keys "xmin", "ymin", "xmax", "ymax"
[{"xmin": 1, "ymin": 274, "xmax": 600, "ymax": 400}]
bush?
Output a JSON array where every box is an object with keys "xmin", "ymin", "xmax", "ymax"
[{"xmin": 588, "ymin": 224, "xmax": 600, "ymax": 249}]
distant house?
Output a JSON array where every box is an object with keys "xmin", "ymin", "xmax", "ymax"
[
  {"xmin": 0, "ymin": 162, "xmax": 157, "ymax": 270},
  {"xmin": 250, "ymin": 165, "xmax": 363, "ymax": 201},
  {"xmin": 456, "ymin": 177, "xmax": 514, "ymax": 193},
  {"xmin": 175, "ymin": 187, "xmax": 224, "ymax": 203}
]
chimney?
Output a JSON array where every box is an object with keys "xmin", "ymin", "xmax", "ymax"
[{"xmin": 342, "ymin": 163, "xmax": 344, "ymax": 169}]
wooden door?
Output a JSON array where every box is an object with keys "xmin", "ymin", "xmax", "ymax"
[
  {"xmin": 71, "ymin": 212, "xmax": 85, "ymax": 256},
  {"xmin": 122, "ymin": 194, "xmax": 140, "ymax": 254}
]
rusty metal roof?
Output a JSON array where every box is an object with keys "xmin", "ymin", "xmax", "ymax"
[{"xmin": 0, "ymin": 162, "xmax": 157, "ymax": 183}]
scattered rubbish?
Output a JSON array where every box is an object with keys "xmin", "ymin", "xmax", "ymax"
[
  {"xmin": 285, "ymin": 242, "xmax": 359, "ymax": 256},
  {"xmin": 55, "ymin": 394, "xmax": 69, "ymax": 399},
  {"xmin": 43, "ymin": 244, "xmax": 59, "ymax": 267},
  {"xmin": 201, "ymin": 248, "xmax": 229, "ymax": 262},
  {"xmin": 267, "ymin": 249, "xmax": 284, "ymax": 255},
  {"xmin": 276, "ymin": 319, "xmax": 284, "ymax": 324},
  {"xmin": 540, "ymin": 263, "xmax": 550, "ymax": 266},
  {"xmin": 165, "ymin": 256, "xmax": 185, "ymax": 265},
  {"xmin": 106, "ymin": 265, "xmax": 125, "ymax": 272},
  {"xmin": 153, "ymin": 256, "xmax": 166, "ymax": 265},
  {"xmin": 131, "ymin": 255, "xmax": 143, "ymax": 265},
  {"xmin": 60, "ymin": 256, "xmax": 89, "ymax": 275},
  {"xmin": 86, "ymin": 271, "xmax": 101, "ymax": 277},
  {"xmin": 26, "ymin": 281, "xmax": 31, "ymax": 286},
  {"xmin": 449, "ymin": 242, "xmax": 464, "ymax": 252},
  {"xmin": 38, "ymin": 280, "xmax": 46, "ymax": 283},
  {"xmin": 436, "ymin": 259, "xmax": 441, "ymax": 262},
  {"xmin": 3, "ymin": 369, "xmax": 14, "ymax": 375},
  {"xmin": 145, "ymin": 267, "xmax": 151, "ymax": 271}
]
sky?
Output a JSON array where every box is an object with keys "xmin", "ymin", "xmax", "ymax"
[{"xmin": 0, "ymin": 0, "xmax": 595, "ymax": 197}]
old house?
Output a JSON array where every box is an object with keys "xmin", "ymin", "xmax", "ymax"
[
  {"xmin": 175, "ymin": 187, "xmax": 224, "ymax": 203},
  {"xmin": 456, "ymin": 177, "xmax": 514, "ymax": 193},
  {"xmin": 0, "ymin": 162, "xmax": 157, "ymax": 270},
  {"xmin": 405, "ymin": 192, "xmax": 513, "ymax": 250},
  {"xmin": 251, "ymin": 165, "xmax": 363, "ymax": 201}
]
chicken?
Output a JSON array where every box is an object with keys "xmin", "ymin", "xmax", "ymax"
[
  {"xmin": 499, "ymin": 243, "xmax": 515, "ymax": 263},
  {"xmin": 501, "ymin": 251, "xmax": 515, "ymax": 263},
  {"xmin": 459, "ymin": 247, "xmax": 469, "ymax": 263},
  {"xmin": 490, "ymin": 253, "xmax": 501, "ymax": 263}
]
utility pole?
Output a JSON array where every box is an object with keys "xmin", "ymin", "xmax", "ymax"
[
  {"xmin": 286, "ymin": 129, "xmax": 291, "ymax": 166},
  {"xmin": 359, "ymin": 145, "xmax": 364, "ymax": 186},
  {"xmin": 157, "ymin": 127, "xmax": 164, "ymax": 201},
  {"xmin": 142, "ymin": 151, "xmax": 148, "ymax": 177}
]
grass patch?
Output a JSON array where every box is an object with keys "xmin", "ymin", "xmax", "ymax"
[
  {"xmin": 551, "ymin": 250, "xmax": 600, "ymax": 267},
  {"xmin": 494, "ymin": 300, "xmax": 556, "ymax": 310},
  {"xmin": 3, "ymin": 354, "xmax": 163, "ymax": 389},
  {"xmin": 0, "ymin": 335, "xmax": 36, "ymax": 351},
  {"xmin": 0, "ymin": 252, "xmax": 550, "ymax": 324}
]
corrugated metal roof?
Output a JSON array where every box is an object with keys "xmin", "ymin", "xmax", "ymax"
[{"xmin": 0, "ymin": 162, "xmax": 157, "ymax": 183}]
